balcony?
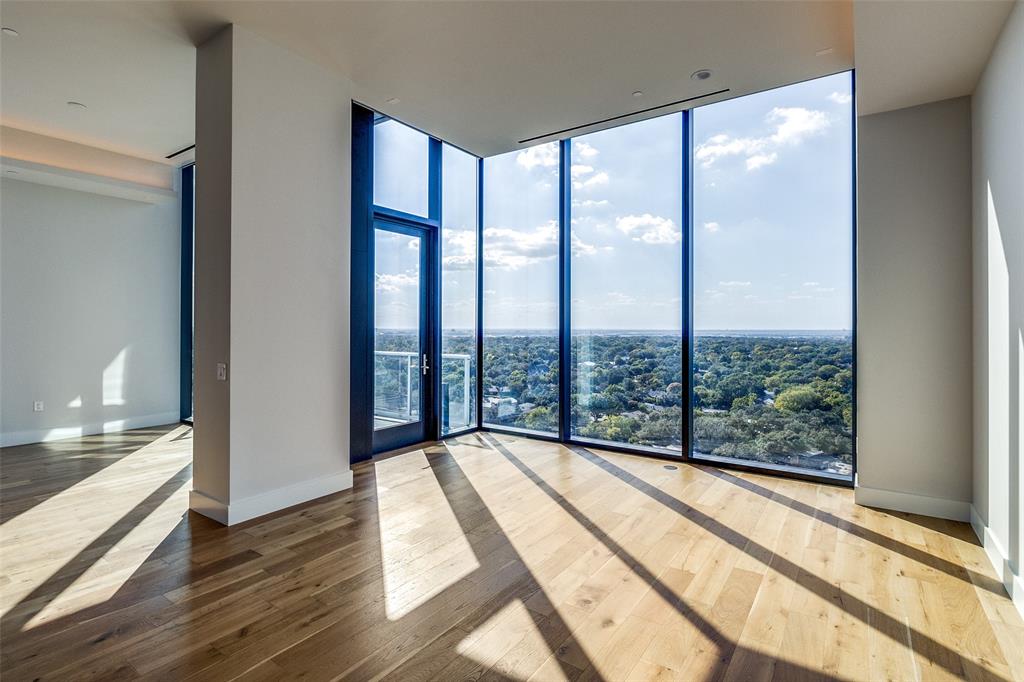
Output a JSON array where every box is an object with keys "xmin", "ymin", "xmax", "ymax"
[{"xmin": 374, "ymin": 351, "xmax": 473, "ymax": 433}]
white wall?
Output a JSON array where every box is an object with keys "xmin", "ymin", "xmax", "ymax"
[
  {"xmin": 190, "ymin": 25, "xmax": 352, "ymax": 525},
  {"xmin": 972, "ymin": 0, "xmax": 1024, "ymax": 614},
  {"xmin": 0, "ymin": 179, "xmax": 180, "ymax": 446},
  {"xmin": 856, "ymin": 97, "xmax": 974, "ymax": 520},
  {"xmin": 192, "ymin": 25, "xmax": 233, "ymax": 506}
]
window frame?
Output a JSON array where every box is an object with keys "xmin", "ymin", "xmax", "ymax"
[
  {"xmin": 351, "ymin": 105, "xmax": 482, "ymax": 462},
  {"xmin": 180, "ymin": 163, "xmax": 195, "ymax": 424},
  {"xmin": 350, "ymin": 71, "xmax": 857, "ymax": 487}
]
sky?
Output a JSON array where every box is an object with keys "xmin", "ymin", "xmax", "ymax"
[{"xmin": 373, "ymin": 71, "xmax": 854, "ymax": 332}]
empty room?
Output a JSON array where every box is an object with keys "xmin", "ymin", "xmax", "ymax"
[{"xmin": 1, "ymin": 0, "xmax": 1022, "ymax": 679}]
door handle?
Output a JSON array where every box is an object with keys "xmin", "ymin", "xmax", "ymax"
[{"xmin": 421, "ymin": 353, "xmax": 429, "ymax": 375}]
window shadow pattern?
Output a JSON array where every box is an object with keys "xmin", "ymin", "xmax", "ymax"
[{"xmin": 1, "ymin": 426, "xmax": 1014, "ymax": 680}]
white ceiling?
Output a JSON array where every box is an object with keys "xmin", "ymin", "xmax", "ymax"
[
  {"xmin": 0, "ymin": 0, "xmax": 1013, "ymax": 162},
  {"xmin": 0, "ymin": 1, "xmax": 196, "ymax": 162},
  {"xmin": 854, "ymin": 0, "xmax": 1015, "ymax": 117}
]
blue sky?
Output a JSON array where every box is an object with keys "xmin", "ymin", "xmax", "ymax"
[
  {"xmin": 376, "ymin": 71, "xmax": 854, "ymax": 332},
  {"xmin": 693, "ymin": 71, "xmax": 853, "ymax": 331}
]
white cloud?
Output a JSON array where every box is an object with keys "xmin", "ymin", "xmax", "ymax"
[
  {"xmin": 719, "ymin": 280, "xmax": 751, "ymax": 287},
  {"xmin": 482, "ymin": 220, "xmax": 596, "ymax": 269},
  {"xmin": 571, "ymin": 233, "xmax": 597, "ymax": 257},
  {"xmin": 442, "ymin": 228, "xmax": 477, "ymax": 271},
  {"xmin": 606, "ymin": 291, "xmax": 636, "ymax": 305},
  {"xmin": 375, "ymin": 272, "xmax": 418, "ymax": 293},
  {"xmin": 573, "ymin": 199, "xmax": 610, "ymax": 209},
  {"xmin": 828, "ymin": 91, "xmax": 852, "ymax": 105},
  {"xmin": 574, "ymin": 141, "xmax": 600, "ymax": 158},
  {"xmin": 695, "ymin": 134, "xmax": 764, "ymax": 168},
  {"xmin": 768, "ymin": 107, "xmax": 830, "ymax": 145},
  {"xmin": 515, "ymin": 143, "xmax": 558, "ymax": 170},
  {"xmin": 745, "ymin": 153, "xmax": 777, "ymax": 171},
  {"xmin": 696, "ymin": 106, "xmax": 830, "ymax": 171},
  {"xmin": 800, "ymin": 281, "xmax": 836, "ymax": 294},
  {"xmin": 787, "ymin": 294, "xmax": 813, "ymax": 300},
  {"xmin": 573, "ymin": 171, "xmax": 609, "ymax": 190},
  {"xmin": 571, "ymin": 164, "xmax": 594, "ymax": 178},
  {"xmin": 703, "ymin": 221, "xmax": 720, "ymax": 233},
  {"xmin": 615, "ymin": 214, "xmax": 681, "ymax": 244}
]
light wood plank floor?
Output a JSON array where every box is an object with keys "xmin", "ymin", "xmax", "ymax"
[{"xmin": 2, "ymin": 424, "xmax": 1022, "ymax": 681}]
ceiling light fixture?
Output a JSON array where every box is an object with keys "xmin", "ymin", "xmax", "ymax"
[
  {"xmin": 1, "ymin": 27, "xmax": 18, "ymax": 37},
  {"xmin": 386, "ymin": 97, "xmax": 400, "ymax": 105},
  {"xmin": 632, "ymin": 90, "xmax": 644, "ymax": 98},
  {"xmin": 6, "ymin": 170, "xmax": 18, "ymax": 175},
  {"xmin": 816, "ymin": 47, "xmax": 834, "ymax": 57},
  {"xmin": 67, "ymin": 101, "xmax": 87, "ymax": 110},
  {"xmin": 691, "ymin": 69, "xmax": 712, "ymax": 82}
]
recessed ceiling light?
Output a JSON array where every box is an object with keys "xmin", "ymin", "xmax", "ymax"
[
  {"xmin": 6, "ymin": 170, "xmax": 18, "ymax": 175},
  {"xmin": 632, "ymin": 90, "xmax": 644, "ymax": 98},
  {"xmin": 816, "ymin": 47, "xmax": 834, "ymax": 57},
  {"xmin": 691, "ymin": 69, "xmax": 712, "ymax": 82},
  {"xmin": 1, "ymin": 27, "xmax": 18, "ymax": 37},
  {"xmin": 386, "ymin": 97, "xmax": 400, "ymax": 105},
  {"xmin": 67, "ymin": 101, "xmax": 87, "ymax": 110}
]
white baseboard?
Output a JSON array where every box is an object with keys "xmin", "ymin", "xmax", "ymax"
[
  {"xmin": 970, "ymin": 505, "xmax": 1024, "ymax": 618},
  {"xmin": 854, "ymin": 483, "xmax": 971, "ymax": 522},
  {"xmin": 189, "ymin": 489, "xmax": 229, "ymax": 525},
  {"xmin": 189, "ymin": 468, "xmax": 354, "ymax": 526},
  {"xmin": 0, "ymin": 411, "xmax": 181, "ymax": 448}
]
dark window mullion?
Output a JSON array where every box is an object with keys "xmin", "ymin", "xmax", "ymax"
[
  {"xmin": 558, "ymin": 139, "xmax": 572, "ymax": 443},
  {"xmin": 682, "ymin": 110, "xmax": 695, "ymax": 462},
  {"xmin": 428, "ymin": 138, "xmax": 442, "ymax": 440},
  {"xmin": 476, "ymin": 157, "xmax": 485, "ymax": 432}
]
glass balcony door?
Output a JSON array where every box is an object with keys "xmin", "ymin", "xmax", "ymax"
[{"xmin": 373, "ymin": 220, "xmax": 434, "ymax": 453}]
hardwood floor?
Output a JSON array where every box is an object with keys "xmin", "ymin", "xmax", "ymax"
[{"xmin": 1, "ymin": 424, "xmax": 1022, "ymax": 681}]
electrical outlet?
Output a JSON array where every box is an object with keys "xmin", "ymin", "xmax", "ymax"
[
  {"xmin": 33, "ymin": 400, "xmax": 44, "ymax": 412},
  {"xmin": 216, "ymin": 363, "xmax": 228, "ymax": 381}
]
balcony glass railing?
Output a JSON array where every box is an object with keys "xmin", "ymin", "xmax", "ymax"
[{"xmin": 373, "ymin": 351, "xmax": 472, "ymax": 432}]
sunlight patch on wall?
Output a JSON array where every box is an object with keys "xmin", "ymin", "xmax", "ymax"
[
  {"xmin": 987, "ymin": 182, "xmax": 1010, "ymax": 527},
  {"xmin": 102, "ymin": 347, "xmax": 129, "ymax": 406},
  {"xmin": 41, "ymin": 426, "xmax": 83, "ymax": 441},
  {"xmin": 375, "ymin": 450, "xmax": 479, "ymax": 620},
  {"xmin": 67, "ymin": 395, "xmax": 82, "ymax": 408}
]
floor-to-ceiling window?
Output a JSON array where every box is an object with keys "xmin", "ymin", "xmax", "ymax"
[
  {"xmin": 482, "ymin": 142, "xmax": 560, "ymax": 435},
  {"xmin": 440, "ymin": 144, "xmax": 478, "ymax": 435},
  {"xmin": 373, "ymin": 117, "xmax": 429, "ymax": 216},
  {"xmin": 355, "ymin": 72, "xmax": 855, "ymax": 481},
  {"xmin": 370, "ymin": 117, "xmax": 432, "ymax": 442},
  {"xmin": 569, "ymin": 116, "xmax": 684, "ymax": 453},
  {"xmin": 691, "ymin": 71, "xmax": 854, "ymax": 479}
]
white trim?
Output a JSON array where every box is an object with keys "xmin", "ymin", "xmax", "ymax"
[
  {"xmin": 854, "ymin": 484, "xmax": 970, "ymax": 522},
  {"xmin": 0, "ymin": 411, "xmax": 181, "ymax": 448},
  {"xmin": 1, "ymin": 156, "xmax": 178, "ymax": 204},
  {"xmin": 970, "ymin": 505, "xmax": 1024, "ymax": 618},
  {"xmin": 189, "ymin": 469, "xmax": 354, "ymax": 526},
  {"xmin": 189, "ymin": 489, "xmax": 229, "ymax": 525}
]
